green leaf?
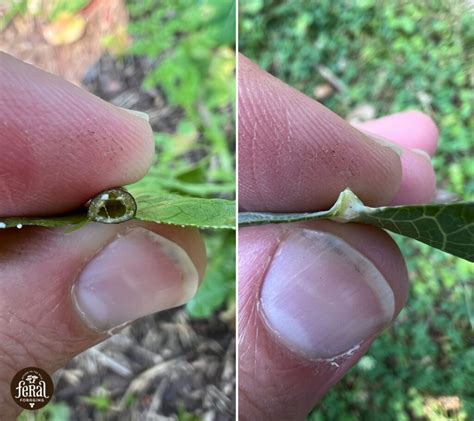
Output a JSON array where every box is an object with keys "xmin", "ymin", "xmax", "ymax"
[
  {"xmin": 132, "ymin": 191, "xmax": 235, "ymax": 229},
  {"xmin": 0, "ymin": 189, "xmax": 235, "ymax": 231},
  {"xmin": 81, "ymin": 395, "xmax": 112, "ymax": 411},
  {"xmin": 0, "ymin": 214, "xmax": 87, "ymax": 229},
  {"xmin": 187, "ymin": 231, "xmax": 235, "ymax": 318},
  {"xmin": 239, "ymin": 189, "xmax": 474, "ymax": 262},
  {"xmin": 48, "ymin": 0, "xmax": 90, "ymax": 21}
]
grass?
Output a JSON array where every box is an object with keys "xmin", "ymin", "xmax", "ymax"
[{"xmin": 240, "ymin": 0, "xmax": 473, "ymax": 419}]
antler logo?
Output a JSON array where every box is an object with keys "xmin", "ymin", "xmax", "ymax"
[{"xmin": 10, "ymin": 367, "xmax": 54, "ymax": 410}]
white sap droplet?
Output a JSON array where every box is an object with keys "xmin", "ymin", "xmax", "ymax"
[
  {"xmin": 16, "ymin": 224, "xmax": 22, "ymax": 229},
  {"xmin": 0, "ymin": 222, "xmax": 6, "ymax": 229}
]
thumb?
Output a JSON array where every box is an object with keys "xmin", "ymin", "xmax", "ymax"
[
  {"xmin": 238, "ymin": 221, "xmax": 408, "ymax": 420},
  {"xmin": 0, "ymin": 52, "xmax": 208, "ymax": 416},
  {"xmin": 0, "ymin": 222, "xmax": 206, "ymax": 417}
]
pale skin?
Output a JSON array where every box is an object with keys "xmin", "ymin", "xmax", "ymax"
[
  {"xmin": 0, "ymin": 51, "xmax": 439, "ymax": 418},
  {"xmin": 238, "ymin": 54, "xmax": 438, "ymax": 420},
  {"xmin": 0, "ymin": 52, "xmax": 207, "ymax": 417}
]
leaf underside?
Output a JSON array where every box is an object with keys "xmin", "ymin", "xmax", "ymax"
[
  {"xmin": 0, "ymin": 190, "xmax": 236, "ymax": 231},
  {"xmin": 239, "ymin": 189, "xmax": 474, "ymax": 262}
]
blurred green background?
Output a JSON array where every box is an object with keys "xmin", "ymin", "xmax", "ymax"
[{"xmin": 241, "ymin": 0, "xmax": 473, "ymax": 420}]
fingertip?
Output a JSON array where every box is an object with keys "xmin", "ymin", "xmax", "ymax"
[
  {"xmin": 0, "ymin": 221, "xmax": 206, "ymax": 390},
  {"xmin": 403, "ymin": 111, "xmax": 439, "ymax": 155},
  {"xmin": 238, "ymin": 223, "xmax": 408, "ymax": 419},
  {"xmin": 73, "ymin": 226, "xmax": 201, "ymax": 332},
  {"xmin": 238, "ymin": 54, "xmax": 402, "ymax": 211},
  {"xmin": 141, "ymin": 223, "xmax": 207, "ymax": 281},
  {"xmin": 391, "ymin": 147, "xmax": 437, "ymax": 205},
  {"xmin": 113, "ymin": 105, "xmax": 156, "ymax": 180},
  {"xmin": 355, "ymin": 126, "xmax": 437, "ymax": 205},
  {"xmin": 0, "ymin": 52, "xmax": 156, "ymax": 216},
  {"xmin": 356, "ymin": 110, "xmax": 439, "ymax": 156}
]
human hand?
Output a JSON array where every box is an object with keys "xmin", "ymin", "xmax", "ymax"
[
  {"xmin": 0, "ymin": 52, "xmax": 206, "ymax": 417},
  {"xmin": 238, "ymin": 54, "xmax": 438, "ymax": 420}
]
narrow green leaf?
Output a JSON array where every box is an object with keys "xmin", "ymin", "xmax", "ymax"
[
  {"xmin": 0, "ymin": 189, "xmax": 235, "ymax": 231},
  {"xmin": 132, "ymin": 192, "xmax": 235, "ymax": 229},
  {"xmin": 187, "ymin": 231, "xmax": 235, "ymax": 318},
  {"xmin": 0, "ymin": 214, "xmax": 86, "ymax": 230},
  {"xmin": 239, "ymin": 189, "xmax": 474, "ymax": 262}
]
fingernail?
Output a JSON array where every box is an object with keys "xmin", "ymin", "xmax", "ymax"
[
  {"xmin": 117, "ymin": 107, "xmax": 150, "ymax": 122},
  {"xmin": 411, "ymin": 148, "xmax": 432, "ymax": 162},
  {"xmin": 73, "ymin": 228, "xmax": 199, "ymax": 332},
  {"xmin": 359, "ymin": 130, "xmax": 403, "ymax": 157},
  {"xmin": 260, "ymin": 229, "xmax": 395, "ymax": 359}
]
